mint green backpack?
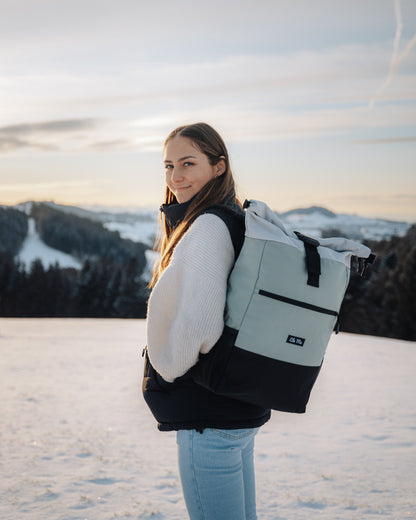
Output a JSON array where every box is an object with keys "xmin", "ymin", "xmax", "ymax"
[{"xmin": 193, "ymin": 200, "xmax": 375, "ymax": 412}]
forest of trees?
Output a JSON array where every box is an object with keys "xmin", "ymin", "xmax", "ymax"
[
  {"xmin": 0, "ymin": 205, "xmax": 149, "ymax": 318},
  {"xmin": 0, "ymin": 204, "xmax": 415, "ymax": 340},
  {"xmin": 0, "ymin": 206, "xmax": 28, "ymax": 258},
  {"xmin": 339, "ymin": 225, "xmax": 416, "ymax": 341},
  {"xmin": 31, "ymin": 203, "xmax": 146, "ymax": 266},
  {"xmin": 0, "ymin": 254, "xmax": 148, "ymax": 318}
]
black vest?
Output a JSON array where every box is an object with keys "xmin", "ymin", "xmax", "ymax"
[{"xmin": 142, "ymin": 201, "xmax": 271, "ymax": 431}]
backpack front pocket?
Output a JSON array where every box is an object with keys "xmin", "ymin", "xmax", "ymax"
[{"xmin": 235, "ymin": 288, "xmax": 338, "ymax": 366}]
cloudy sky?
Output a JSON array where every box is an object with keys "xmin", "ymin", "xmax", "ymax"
[{"xmin": 1, "ymin": 0, "xmax": 415, "ymax": 220}]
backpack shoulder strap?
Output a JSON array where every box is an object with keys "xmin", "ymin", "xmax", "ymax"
[{"xmin": 201, "ymin": 205, "xmax": 245, "ymax": 259}]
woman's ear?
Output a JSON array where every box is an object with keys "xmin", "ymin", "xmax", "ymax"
[{"xmin": 215, "ymin": 156, "xmax": 226, "ymax": 177}]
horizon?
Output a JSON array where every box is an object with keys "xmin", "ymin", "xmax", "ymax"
[
  {"xmin": 3, "ymin": 197, "xmax": 415, "ymax": 224},
  {"xmin": 1, "ymin": 0, "xmax": 415, "ymax": 222}
]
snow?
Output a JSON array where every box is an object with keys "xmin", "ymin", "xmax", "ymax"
[
  {"xmin": 10, "ymin": 203, "xmax": 411, "ymax": 277},
  {"xmin": 103, "ymin": 220, "xmax": 157, "ymax": 248},
  {"xmin": 281, "ymin": 210, "xmax": 410, "ymax": 241},
  {"xmin": 15, "ymin": 219, "xmax": 82, "ymax": 271},
  {"xmin": 142, "ymin": 249, "xmax": 160, "ymax": 281},
  {"xmin": 99, "ymin": 207, "xmax": 410, "ymax": 245},
  {"xmin": 12, "ymin": 209, "xmax": 157, "ymax": 274},
  {"xmin": 1, "ymin": 319, "xmax": 415, "ymax": 520}
]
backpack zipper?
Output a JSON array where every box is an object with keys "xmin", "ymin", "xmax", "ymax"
[{"xmin": 258, "ymin": 289, "xmax": 340, "ymax": 333}]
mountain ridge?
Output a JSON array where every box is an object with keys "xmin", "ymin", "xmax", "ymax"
[{"xmin": 6, "ymin": 200, "xmax": 411, "ymax": 244}]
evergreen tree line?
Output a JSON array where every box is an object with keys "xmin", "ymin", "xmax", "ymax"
[
  {"xmin": 0, "ymin": 203, "xmax": 149, "ymax": 318},
  {"xmin": 31, "ymin": 203, "xmax": 146, "ymax": 267},
  {"xmin": 0, "ymin": 254, "xmax": 149, "ymax": 318},
  {"xmin": 340, "ymin": 225, "xmax": 416, "ymax": 341},
  {"xmin": 0, "ymin": 207, "xmax": 28, "ymax": 258}
]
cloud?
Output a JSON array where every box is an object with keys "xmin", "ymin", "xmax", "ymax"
[
  {"xmin": 89, "ymin": 139, "xmax": 135, "ymax": 151},
  {"xmin": 1, "ymin": 42, "xmax": 415, "ymax": 155},
  {"xmin": 0, "ymin": 119, "xmax": 100, "ymax": 136},
  {"xmin": 0, "ymin": 136, "xmax": 59, "ymax": 153},
  {"xmin": 144, "ymin": 102, "xmax": 416, "ymax": 144},
  {"xmin": 0, "ymin": 118, "xmax": 102, "ymax": 153}
]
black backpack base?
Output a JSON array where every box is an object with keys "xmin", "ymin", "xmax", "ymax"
[{"xmin": 192, "ymin": 326, "xmax": 322, "ymax": 413}]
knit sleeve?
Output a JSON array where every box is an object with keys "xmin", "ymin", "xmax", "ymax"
[{"xmin": 146, "ymin": 213, "xmax": 235, "ymax": 382}]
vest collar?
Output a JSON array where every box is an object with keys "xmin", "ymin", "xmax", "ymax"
[
  {"xmin": 160, "ymin": 193, "xmax": 239, "ymax": 229},
  {"xmin": 160, "ymin": 196, "xmax": 195, "ymax": 228}
]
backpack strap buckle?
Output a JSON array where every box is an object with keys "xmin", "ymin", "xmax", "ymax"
[{"xmin": 351, "ymin": 253, "xmax": 376, "ymax": 277}]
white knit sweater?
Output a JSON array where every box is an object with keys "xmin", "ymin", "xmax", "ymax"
[{"xmin": 146, "ymin": 213, "xmax": 235, "ymax": 382}]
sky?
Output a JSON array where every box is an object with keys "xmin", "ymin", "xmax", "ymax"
[{"xmin": 0, "ymin": 0, "xmax": 415, "ymax": 221}]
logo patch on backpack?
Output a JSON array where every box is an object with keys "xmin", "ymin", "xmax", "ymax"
[{"xmin": 286, "ymin": 335, "xmax": 305, "ymax": 347}]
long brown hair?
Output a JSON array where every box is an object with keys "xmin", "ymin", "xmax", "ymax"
[{"xmin": 149, "ymin": 122, "xmax": 240, "ymax": 287}]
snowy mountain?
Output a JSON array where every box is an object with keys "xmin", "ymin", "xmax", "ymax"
[
  {"xmin": 80, "ymin": 202, "xmax": 411, "ymax": 243},
  {"xmin": 279, "ymin": 206, "xmax": 410, "ymax": 241},
  {"xmin": 8, "ymin": 201, "xmax": 412, "ymax": 273}
]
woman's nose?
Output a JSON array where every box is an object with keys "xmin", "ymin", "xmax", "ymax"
[{"xmin": 171, "ymin": 167, "xmax": 183, "ymax": 182}]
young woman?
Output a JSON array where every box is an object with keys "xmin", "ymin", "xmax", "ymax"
[{"xmin": 143, "ymin": 122, "xmax": 271, "ymax": 520}]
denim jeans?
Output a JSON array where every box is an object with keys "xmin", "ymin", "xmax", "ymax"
[{"xmin": 176, "ymin": 427, "xmax": 259, "ymax": 520}]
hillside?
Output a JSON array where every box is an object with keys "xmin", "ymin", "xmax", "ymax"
[
  {"xmin": 16, "ymin": 218, "xmax": 82, "ymax": 270},
  {"xmin": 14, "ymin": 200, "xmax": 411, "ymax": 245},
  {"xmin": 0, "ymin": 201, "xmax": 415, "ymax": 339},
  {"xmin": 0, "ymin": 203, "xmax": 149, "ymax": 318}
]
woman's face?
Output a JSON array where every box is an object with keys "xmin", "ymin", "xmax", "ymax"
[{"xmin": 163, "ymin": 136, "xmax": 224, "ymax": 203}]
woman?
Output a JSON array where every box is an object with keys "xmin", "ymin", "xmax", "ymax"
[{"xmin": 143, "ymin": 122, "xmax": 271, "ymax": 520}]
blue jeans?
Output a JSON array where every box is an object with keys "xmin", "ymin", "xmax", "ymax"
[{"xmin": 176, "ymin": 427, "xmax": 259, "ymax": 520}]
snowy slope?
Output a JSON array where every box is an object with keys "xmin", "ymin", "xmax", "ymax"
[
  {"xmin": 1, "ymin": 319, "xmax": 415, "ymax": 520},
  {"xmin": 20, "ymin": 200, "xmax": 159, "ymax": 247},
  {"xmin": 103, "ymin": 219, "xmax": 157, "ymax": 248},
  {"xmin": 12, "ymin": 202, "xmax": 157, "ymax": 272},
  {"xmin": 281, "ymin": 207, "xmax": 410, "ymax": 241},
  {"xmin": 15, "ymin": 218, "xmax": 82, "ymax": 271}
]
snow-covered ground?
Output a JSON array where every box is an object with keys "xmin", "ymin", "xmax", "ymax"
[
  {"xmin": 1, "ymin": 319, "xmax": 415, "ymax": 520},
  {"xmin": 103, "ymin": 220, "xmax": 157, "ymax": 249},
  {"xmin": 14, "ymin": 217, "xmax": 156, "ymax": 280},
  {"xmin": 15, "ymin": 219, "xmax": 82, "ymax": 271}
]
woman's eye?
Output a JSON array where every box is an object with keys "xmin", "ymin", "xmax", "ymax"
[
  {"xmin": 165, "ymin": 164, "xmax": 173, "ymax": 170},
  {"xmin": 183, "ymin": 162, "xmax": 194, "ymax": 167}
]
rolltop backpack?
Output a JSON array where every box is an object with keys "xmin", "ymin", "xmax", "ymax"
[{"xmin": 192, "ymin": 200, "xmax": 375, "ymax": 413}]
